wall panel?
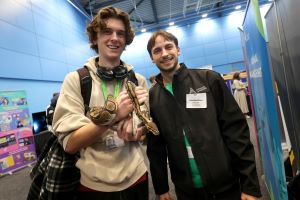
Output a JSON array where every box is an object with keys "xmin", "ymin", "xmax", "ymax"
[
  {"xmin": 0, "ymin": 20, "xmax": 38, "ymax": 56},
  {"xmin": 0, "ymin": 48, "xmax": 41, "ymax": 79},
  {"xmin": 0, "ymin": 0, "xmax": 92, "ymax": 113},
  {"xmin": 39, "ymin": 58, "xmax": 69, "ymax": 81}
]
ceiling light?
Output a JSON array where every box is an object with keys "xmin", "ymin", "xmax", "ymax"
[
  {"xmin": 201, "ymin": 13, "xmax": 208, "ymax": 18},
  {"xmin": 141, "ymin": 28, "xmax": 147, "ymax": 32},
  {"xmin": 169, "ymin": 21, "xmax": 175, "ymax": 26},
  {"xmin": 235, "ymin": 5, "xmax": 241, "ymax": 9}
]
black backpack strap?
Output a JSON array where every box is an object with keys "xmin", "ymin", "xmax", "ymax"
[
  {"xmin": 77, "ymin": 66, "xmax": 92, "ymax": 115},
  {"xmin": 127, "ymin": 70, "xmax": 139, "ymax": 86}
]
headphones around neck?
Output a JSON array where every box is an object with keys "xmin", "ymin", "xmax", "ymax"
[{"xmin": 95, "ymin": 58, "xmax": 128, "ymax": 81}]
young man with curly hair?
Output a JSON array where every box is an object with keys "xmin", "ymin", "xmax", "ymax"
[{"xmin": 52, "ymin": 6, "xmax": 149, "ymax": 200}]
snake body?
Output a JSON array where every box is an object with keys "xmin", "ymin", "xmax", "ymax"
[
  {"xmin": 125, "ymin": 81, "xmax": 160, "ymax": 135},
  {"xmin": 89, "ymin": 95, "xmax": 117, "ymax": 126}
]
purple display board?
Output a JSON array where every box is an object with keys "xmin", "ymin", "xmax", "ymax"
[{"xmin": 0, "ymin": 90, "xmax": 36, "ymax": 175}]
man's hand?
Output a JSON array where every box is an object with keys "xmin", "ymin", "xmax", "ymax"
[
  {"xmin": 241, "ymin": 192, "xmax": 260, "ymax": 200},
  {"xmin": 115, "ymin": 91, "xmax": 133, "ymax": 122},
  {"xmin": 159, "ymin": 192, "xmax": 173, "ymax": 200},
  {"xmin": 135, "ymin": 86, "xmax": 148, "ymax": 104},
  {"xmin": 116, "ymin": 117, "xmax": 133, "ymax": 141},
  {"xmin": 136, "ymin": 125, "xmax": 147, "ymax": 141},
  {"xmin": 116, "ymin": 117, "xmax": 146, "ymax": 141}
]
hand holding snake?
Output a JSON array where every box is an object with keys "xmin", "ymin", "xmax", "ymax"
[
  {"xmin": 90, "ymin": 80, "xmax": 159, "ymax": 136},
  {"xmin": 125, "ymin": 81, "xmax": 160, "ymax": 135}
]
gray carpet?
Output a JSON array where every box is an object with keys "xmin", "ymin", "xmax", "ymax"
[
  {"xmin": 0, "ymin": 117, "xmax": 270, "ymax": 200},
  {"xmin": 0, "ymin": 164, "xmax": 33, "ymax": 200}
]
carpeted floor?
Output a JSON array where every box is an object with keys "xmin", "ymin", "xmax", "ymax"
[{"xmin": 0, "ymin": 117, "xmax": 270, "ymax": 200}]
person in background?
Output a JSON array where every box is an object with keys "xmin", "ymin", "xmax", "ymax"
[
  {"xmin": 146, "ymin": 30, "xmax": 262, "ymax": 200},
  {"xmin": 52, "ymin": 6, "xmax": 149, "ymax": 200},
  {"xmin": 232, "ymin": 72, "xmax": 250, "ymax": 118},
  {"xmin": 46, "ymin": 92, "xmax": 59, "ymax": 131}
]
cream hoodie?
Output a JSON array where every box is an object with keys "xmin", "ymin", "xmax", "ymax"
[{"xmin": 52, "ymin": 56, "xmax": 148, "ymax": 192}]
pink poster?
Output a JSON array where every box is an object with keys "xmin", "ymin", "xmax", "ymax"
[{"xmin": 0, "ymin": 90, "xmax": 36, "ymax": 176}]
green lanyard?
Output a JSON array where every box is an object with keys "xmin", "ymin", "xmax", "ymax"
[{"xmin": 100, "ymin": 79, "xmax": 121, "ymax": 100}]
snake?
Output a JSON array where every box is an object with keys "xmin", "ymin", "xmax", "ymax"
[
  {"xmin": 89, "ymin": 94, "xmax": 117, "ymax": 126},
  {"xmin": 90, "ymin": 81, "xmax": 160, "ymax": 135},
  {"xmin": 125, "ymin": 81, "xmax": 160, "ymax": 135}
]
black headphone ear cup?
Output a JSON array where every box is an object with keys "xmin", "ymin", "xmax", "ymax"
[
  {"xmin": 96, "ymin": 68, "xmax": 114, "ymax": 81},
  {"xmin": 113, "ymin": 66, "xmax": 128, "ymax": 80}
]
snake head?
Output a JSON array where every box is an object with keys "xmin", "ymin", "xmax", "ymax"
[{"xmin": 146, "ymin": 121, "xmax": 160, "ymax": 135}]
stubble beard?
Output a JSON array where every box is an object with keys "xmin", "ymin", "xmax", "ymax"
[{"xmin": 158, "ymin": 59, "xmax": 179, "ymax": 74}]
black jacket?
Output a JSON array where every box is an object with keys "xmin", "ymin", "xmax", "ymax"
[{"xmin": 147, "ymin": 64, "xmax": 261, "ymax": 197}]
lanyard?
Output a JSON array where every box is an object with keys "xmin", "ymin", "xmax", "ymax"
[{"xmin": 100, "ymin": 79, "xmax": 121, "ymax": 100}]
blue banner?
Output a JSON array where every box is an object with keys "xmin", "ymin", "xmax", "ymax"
[{"xmin": 242, "ymin": 0, "xmax": 287, "ymax": 199}]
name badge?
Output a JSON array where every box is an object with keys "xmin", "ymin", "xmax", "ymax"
[
  {"xmin": 105, "ymin": 132, "xmax": 124, "ymax": 150},
  {"xmin": 186, "ymin": 93, "xmax": 207, "ymax": 108}
]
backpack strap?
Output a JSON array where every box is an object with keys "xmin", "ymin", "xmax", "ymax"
[
  {"xmin": 127, "ymin": 70, "xmax": 139, "ymax": 86},
  {"xmin": 77, "ymin": 66, "xmax": 92, "ymax": 115}
]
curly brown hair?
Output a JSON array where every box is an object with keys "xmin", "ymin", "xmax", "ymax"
[{"xmin": 86, "ymin": 6, "xmax": 135, "ymax": 53}]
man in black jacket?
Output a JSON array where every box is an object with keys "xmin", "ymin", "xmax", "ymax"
[{"xmin": 146, "ymin": 30, "xmax": 262, "ymax": 200}]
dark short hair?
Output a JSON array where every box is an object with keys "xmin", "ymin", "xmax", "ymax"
[
  {"xmin": 86, "ymin": 6, "xmax": 135, "ymax": 53},
  {"xmin": 147, "ymin": 30, "xmax": 178, "ymax": 58},
  {"xmin": 233, "ymin": 72, "xmax": 240, "ymax": 80}
]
